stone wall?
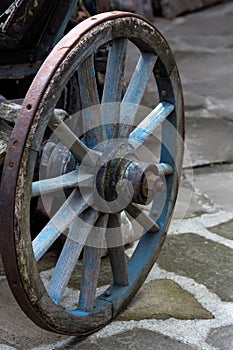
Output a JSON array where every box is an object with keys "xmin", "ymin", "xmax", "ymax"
[
  {"xmin": 156, "ymin": 0, "xmax": 229, "ymax": 18},
  {"xmin": 134, "ymin": 0, "xmax": 155, "ymax": 20},
  {"xmin": 108, "ymin": 0, "xmax": 229, "ymax": 19}
]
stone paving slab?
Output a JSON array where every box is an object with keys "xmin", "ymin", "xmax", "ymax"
[
  {"xmin": 208, "ymin": 218, "xmax": 233, "ymax": 240},
  {"xmin": 186, "ymin": 164, "xmax": 233, "ymax": 212},
  {"xmin": 159, "ymin": 2, "xmax": 233, "ymax": 50},
  {"xmin": 175, "ymin": 50, "xmax": 233, "ymax": 89},
  {"xmin": 206, "ymin": 325, "xmax": 233, "ymax": 350},
  {"xmin": 156, "ymin": 2, "xmax": 233, "ymax": 119},
  {"xmin": 157, "ymin": 233, "xmax": 233, "ymax": 301},
  {"xmin": 0, "ymin": 280, "xmax": 69, "ymax": 350},
  {"xmin": 69, "ymin": 329, "xmax": 198, "ymax": 350},
  {"xmin": 173, "ymin": 173, "xmax": 217, "ymax": 220},
  {"xmin": 117, "ymin": 279, "xmax": 212, "ymax": 321},
  {"xmin": 173, "ymin": 182, "xmax": 204, "ymax": 220},
  {"xmin": 183, "ymin": 92, "xmax": 206, "ymax": 112},
  {"xmin": 184, "ymin": 118, "xmax": 233, "ymax": 167},
  {"xmin": 184, "ymin": 95, "xmax": 233, "ymax": 122}
]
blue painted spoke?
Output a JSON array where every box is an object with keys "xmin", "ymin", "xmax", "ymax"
[
  {"xmin": 78, "ymin": 55, "xmax": 105, "ymax": 147},
  {"xmin": 48, "ymin": 113, "xmax": 100, "ymax": 165},
  {"xmin": 128, "ymin": 102, "xmax": 175, "ymax": 149},
  {"xmin": 78, "ymin": 214, "xmax": 108, "ymax": 312},
  {"xmin": 32, "ymin": 170, "xmax": 93, "ymax": 197},
  {"xmin": 47, "ymin": 207, "xmax": 99, "ymax": 305},
  {"xmin": 101, "ymin": 38, "xmax": 128, "ymax": 139},
  {"xmin": 155, "ymin": 162, "xmax": 173, "ymax": 176},
  {"xmin": 126, "ymin": 204, "xmax": 160, "ymax": 233},
  {"xmin": 32, "ymin": 190, "xmax": 92, "ymax": 261},
  {"xmin": 120, "ymin": 53, "xmax": 157, "ymax": 136},
  {"xmin": 106, "ymin": 214, "xmax": 128, "ymax": 286},
  {"xmin": 102, "ymin": 39, "xmax": 128, "ymax": 104},
  {"xmin": 47, "ymin": 237, "xmax": 83, "ymax": 305}
]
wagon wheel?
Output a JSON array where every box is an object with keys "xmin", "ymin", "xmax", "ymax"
[{"xmin": 0, "ymin": 12, "xmax": 184, "ymax": 335}]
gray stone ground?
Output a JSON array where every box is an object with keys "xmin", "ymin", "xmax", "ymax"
[{"xmin": 1, "ymin": 2, "xmax": 233, "ymax": 349}]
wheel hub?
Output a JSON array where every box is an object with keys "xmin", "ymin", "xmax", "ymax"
[
  {"xmin": 95, "ymin": 141, "xmax": 164, "ymax": 211},
  {"xmin": 44, "ymin": 139, "xmax": 165, "ymax": 213}
]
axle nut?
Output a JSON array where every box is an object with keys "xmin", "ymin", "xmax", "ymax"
[{"xmin": 141, "ymin": 172, "xmax": 165, "ymax": 200}]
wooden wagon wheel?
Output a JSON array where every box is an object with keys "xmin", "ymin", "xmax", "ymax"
[{"xmin": 0, "ymin": 12, "xmax": 184, "ymax": 335}]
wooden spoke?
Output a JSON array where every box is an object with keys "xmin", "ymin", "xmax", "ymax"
[
  {"xmin": 102, "ymin": 38, "xmax": 128, "ymax": 104},
  {"xmin": 48, "ymin": 113, "xmax": 100, "ymax": 164},
  {"xmin": 32, "ymin": 170, "xmax": 93, "ymax": 197},
  {"xmin": 78, "ymin": 55, "xmax": 100, "ymax": 109},
  {"xmin": 47, "ymin": 207, "xmax": 99, "ymax": 305},
  {"xmin": 32, "ymin": 190, "xmax": 92, "ymax": 261},
  {"xmin": 126, "ymin": 203, "xmax": 160, "ymax": 233},
  {"xmin": 120, "ymin": 53, "xmax": 157, "ymax": 136},
  {"xmin": 78, "ymin": 214, "xmax": 108, "ymax": 312},
  {"xmin": 101, "ymin": 38, "xmax": 128, "ymax": 139},
  {"xmin": 47, "ymin": 237, "xmax": 83, "ymax": 305},
  {"xmin": 128, "ymin": 102, "xmax": 174, "ymax": 149},
  {"xmin": 78, "ymin": 55, "xmax": 106, "ymax": 146},
  {"xmin": 106, "ymin": 214, "xmax": 128, "ymax": 286}
]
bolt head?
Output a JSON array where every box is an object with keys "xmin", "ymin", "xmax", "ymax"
[{"xmin": 141, "ymin": 172, "xmax": 165, "ymax": 199}]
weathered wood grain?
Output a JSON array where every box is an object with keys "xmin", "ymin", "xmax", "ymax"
[
  {"xmin": 78, "ymin": 214, "xmax": 108, "ymax": 312},
  {"xmin": 47, "ymin": 207, "xmax": 99, "ymax": 305},
  {"xmin": 48, "ymin": 113, "xmax": 100, "ymax": 165},
  {"xmin": 32, "ymin": 190, "xmax": 92, "ymax": 261},
  {"xmin": 128, "ymin": 102, "xmax": 174, "ymax": 149},
  {"xmin": 0, "ymin": 100, "xmax": 21, "ymax": 123},
  {"xmin": 0, "ymin": 119, "xmax": 13, "ymax": 165},
  {"xmin": 106, "ymin": 213, "xmax": 128, "ymax": 286},
  {"xmin": 126, "ymin": 203, "xmax": 160, "ymax": 233},
  {"xmin": 32, "ymin": 170, "xmax": 93, "ymax": 197},
  {"xmin": 120, "ymin": 52, "xmax": 157, "ymax": 137},
  {"xmin": 78, "ymin": 55, "xmax": 106, "ymax": 146},
  {"xmin": 101, "ymin": 38, "xmax": 128, "ymax": 139}
]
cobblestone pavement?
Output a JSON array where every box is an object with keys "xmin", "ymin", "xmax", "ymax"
[{"xmin": 1, "ymin": 2, "xmax": 233, "ymax": 350}]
